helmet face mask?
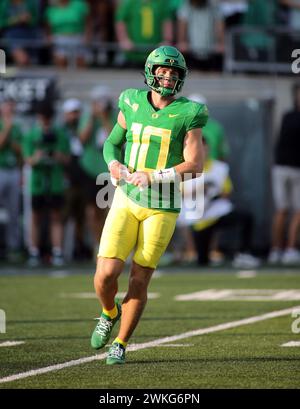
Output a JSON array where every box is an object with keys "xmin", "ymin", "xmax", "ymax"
[{"xmin": 145, "ymin": 46, "xmax": 188, "ymax": 96}]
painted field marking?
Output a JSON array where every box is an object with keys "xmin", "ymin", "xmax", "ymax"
[
  {"xmin": 281, "ymin": 341, "xmax": 300, "ymax": 347},
  {"xmin": 236, "ymin": 271, "xmax": 257, "ymax": 278},
  {"xmin": 60, "ymin": 292, "xmax": 160, "ymax": 300},
  {"xmin": 50, "ymin": 271, "xmax": 72, "ymax": 278},
  {"xmin": 0, "ymin": 341, "xmax": 25, "ymax": 348},
  {"xmin": 0, "ymin": 305, "xmax": 298, "ymax": 385},
  {"xmin": 107, "ymin": 343, "xmax": 193, "ymax": 348},
  {"xmin": 152, "ymin": 270, "xmax": 163, "ymax": 278},
  {"xmin": 153, "ymin": 344, "xmax": 194, "ymax": 348},
  {"xmin": 175, "ymin": 289, "xmax": 300, "ymax": 301}
]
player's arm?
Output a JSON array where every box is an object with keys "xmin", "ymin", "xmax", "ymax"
[
  {"xmin": 174, "ymin": 127, "xmax": 204, "ymax": 178},
  {"xmin": 103, "ymin": 110, "xmax": 128, "ymax": 181}
]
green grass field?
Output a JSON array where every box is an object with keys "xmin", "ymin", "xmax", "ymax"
[{"xmin": 0, "ymin": 266, "xmax": 300, "ymax": 389}]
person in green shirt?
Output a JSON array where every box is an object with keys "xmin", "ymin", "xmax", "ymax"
[
  {"xmin": 45, "ymin": 0, "xmax": 90, "ymax": 68},
  {"xmin": 240, "ymin": 0, "xmax": 277, "ymax": 61},
  {"xmin": 23, "ymin": 104, "xmax": 70, "ymax": 267},
  {"xmin": 90, "ymin": 46, "xmax": 208, "ymax": 365},
  {"xmin": 115, "ymin": 0, "xmax": 173, "ymax": 66},
  {"xmin": 0, "ymin": 0, "xmax": 38, "ymax": 66},
  {"xmin": 78, "ymin": 86, "xmax": 114, "ymax": 256},
  {"xmin": 60, "ymin": 98, "xmax": 88, "ymax": 260},
  {"xmin": 0, "ymin": 98, "xmax": 23, "ymax": 258}
]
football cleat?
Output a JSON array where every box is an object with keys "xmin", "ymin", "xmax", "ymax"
[
  {"xmin": 106, "ymin": 342, "xmax": 126, "ymax": 365},
  {"xmin": 91, "ymin": 303, "xmax": 122, "ymax": 350}
]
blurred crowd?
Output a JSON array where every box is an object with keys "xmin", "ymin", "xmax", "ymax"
[
  {"xmin": 0, "ymin": 0, "xmax": 300, "ymax": 70},
  {"xmin": 0, "ymin": 86, "xmax": 115, "ymax": 266},
  {"xmin": 0, "ymin": 0, "xmax": 300, "ymax": 268},
  {"xmin": 1, "ymin": 81, "xmax": 300, "ymax": 268}
]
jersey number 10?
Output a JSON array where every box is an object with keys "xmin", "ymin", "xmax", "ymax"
[{"xmin": 129, "ymin": 122, "xmax": 172, "ymax": 171}]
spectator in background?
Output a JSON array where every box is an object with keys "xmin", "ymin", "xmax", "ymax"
[
  {"xmin": 23, "ymin": 104, "xmax": 70, "ymax": 266},
  {"xmin": 0, "ymin": 0, "xmax": 38, "ymax": 66},
  {"xmin": 61, "ymin": 98, "xmax": 89, "ymax": 260},
  {"xmin": 177, "ymin": 0, "xmax": 225, "ymax": 71},
  {"xmin": 187, "ymin": 93, "xmax": 229, "ymax": 264},
  {"xmin": 86, "ymin": 0, "xmax": 116, "ymax": 66},
  {"xmin": 168, "ymin": 0, "xmax": 185, "ymax": 44},
  {"xmin": 279, "ymin": 0, "xmax": 300, "ymax": 31},
  {"xmin": 179, "ymin": 138, "xmax": 260, "ymax": 268},
  {"xmin": 45, "ymin": 0, "xmax": 90, "ymax": 68},
  {"xmin": 218, "ymin": 0, "xmax": 248, "ymax": 28},
  {"xmin": 170, "ymin": 0, "xmax": 185, "ymax": 17},
  {"xmin": 78, "ymin": 86, "xmax": 114, "ymax": 258},
  {"xmin": 0, "ymin": 98, "xmax": 23, "ymax": 260},
  {"xmin": 269, "ymin": 82, "xmax": 300, "ymax": 265},
  {"xmin": 240, "ymin": 0, "xmax": 277, "ymax": 62},
  {"xmin": 276, "ymin": 1, "xmax": 300, "ymax": 64},
  {"xmin": 115, "ymin": 0, "xmax": 173, "ymax": 67}
]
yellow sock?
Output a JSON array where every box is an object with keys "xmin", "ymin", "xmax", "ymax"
[
  {"xmin": 102, "ymin": 304, "xmax": 118, "ymax": 320},
  {"xmin": 113, "ymin": 337, "xmax": 127, "ymax": 348}
]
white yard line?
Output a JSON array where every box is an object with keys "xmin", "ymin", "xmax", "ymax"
[
  {"xmin": 153, "ymin": 344, "xmax": 194, "ymax": 347},
  {"xmin": 281, "ymin": 341, "xmax": 300, "ymax": 347},
  {"xmin": 175, "ymin": 289, "xmax": 300, "ymax": 301},
  {"xmin": 0, "ymin": 341, "xmax": 25, "ymax": 347},
  {"xmin": 0, "ymin": 305, "xmax": 298, "ymax": 385}
]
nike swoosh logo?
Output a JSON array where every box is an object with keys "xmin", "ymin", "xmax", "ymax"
[
  {"xmin": 169, "ymin": 114, "xmax": 179, "ymax": 118},
  {"xmin": 124, "ymin": 98, "xmax": 139, "ymax": 112}
]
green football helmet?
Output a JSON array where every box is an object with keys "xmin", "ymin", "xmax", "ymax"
[{"xmin": 144, "ymin": 46, "xmax": 188, "ymax": 97}]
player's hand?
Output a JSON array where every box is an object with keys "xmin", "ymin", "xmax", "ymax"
[
  {"xmin": 109, "ymin": 161, "xmax": 130, "ymax": 181},
  {"xmin": 126, "ymin": 171, "xmax": 150, "ymax": 190}
]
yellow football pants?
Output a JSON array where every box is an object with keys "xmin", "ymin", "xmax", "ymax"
[{"xmin": 98, "ymin": 187, "xmax": 178, "ymax": 269}]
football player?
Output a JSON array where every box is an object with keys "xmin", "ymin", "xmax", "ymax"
[{"xmin": 91, "ymin": 45, "xmax": 208, "ymax": 364}]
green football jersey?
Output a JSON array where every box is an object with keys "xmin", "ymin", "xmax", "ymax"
[{"xmin": 118, "ymin": 88, "xmax": 208, "ymax": 212}]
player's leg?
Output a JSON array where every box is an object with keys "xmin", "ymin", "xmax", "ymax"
[
  {"xmin": 91, "ymin": 188, "xmax": 139, "ymax": 349},
  {"xmin": 91, "ymin": 256, "xmax": 124, "ymax": 349},
  {"xmin": 94, "ymin": 256, "xmax": 124, "ymax": 311},
  {"xmin": 107, "ymin": 210, "xmax": 178, "ymax": 364},
  {"xmin": 117, "ymin": 261, "xmax": 154, "ymax": 343}
]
